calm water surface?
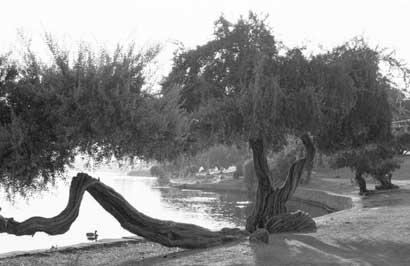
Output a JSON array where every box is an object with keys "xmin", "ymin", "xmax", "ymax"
[
  {"xmin": 0, "ymin": 166, "xmax": 331, "ymax": 254},
  {"xmin": 0, "ymin": 168, "xmax": 250, "ymax": 254}
]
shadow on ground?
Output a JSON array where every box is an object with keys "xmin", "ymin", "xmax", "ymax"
[
  {"xmin": 107, "ymin": 233, "xmax": 409, "ymax": 266},
  {"xmin": 250, "ymin": 234, "xmax": 409, "ymax": 266}
]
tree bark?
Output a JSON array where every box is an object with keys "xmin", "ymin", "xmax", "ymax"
[
  {"xmin": 317, "ymin": 152, "xmax": 325, "ymax": 168},
  {"xmin": 300, "ymin": 135, "xmax": 315, "ymax": 184},
  {"xmin": 246, "ymin": 133, "xmax": 315, "ymax": 233},
  {"xmin": 355, "ymin": 171, "xmax": 368, "ymax": 195},
  {"xmin": 0, "ymin": 173, "xmax": 244, "ymax": 249},
  {"xmin": 374, "ymin": 174, "xmax": 400, "ymax": 190}
]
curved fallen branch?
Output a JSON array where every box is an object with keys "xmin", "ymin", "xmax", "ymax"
[{"xmin": 0, "ymin": 173, "xmax": 244, "ymax": 249}]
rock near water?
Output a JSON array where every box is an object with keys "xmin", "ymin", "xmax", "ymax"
[{"xmin": 249, "ymin": 228, "xmax": 269, "ymax": 244}]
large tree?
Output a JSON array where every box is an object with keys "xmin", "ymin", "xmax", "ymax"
[
  {"xmin": 162, "ymin": 15, "xmax": 406, "ymax": 231},
  {"xmin": 0, "ymin": 39, "xmax": 244, "ymax": 248},
  {"xmin": 162, "ymin": 14, "xmax": 322, "ymax": 232},
  {"xmin": 0, "ymin": 13, "xmax": 407, "ymax": 248}
]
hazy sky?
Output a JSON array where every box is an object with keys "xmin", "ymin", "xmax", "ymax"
[{"xmin": 1, "ymin": 0, "xmax": 410, "ymax": 86}]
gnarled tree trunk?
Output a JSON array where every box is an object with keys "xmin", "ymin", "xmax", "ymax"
[
  {"xmin": 0, "ymin": 173, "xmax": 244, "ymax": 249},
  {"xmin": 301, "ymin": 151, "xmax": 315, "ymax": 185},
  {"xmin": 300, "ymin": 134, "xmax": 315, "ymax": 184},
  {"xmin": 246, "ymin": 133, "xmax": 316, "ymax": 233},
  {"xmin": 355, "ymin": 170, "xmax": 368, "ymax": 195}
]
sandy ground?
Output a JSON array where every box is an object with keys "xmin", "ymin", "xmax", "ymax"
[
  {"xmin": 0, "ymin": 239, "xmax": 181, "ymax": 266},
  {"xmin": 123, "ymin": 186, "xmax": 410, "ymax": 266},
  {"xmin": 2, "ymin": 166, "xmax": 410, "ymax": 266}
]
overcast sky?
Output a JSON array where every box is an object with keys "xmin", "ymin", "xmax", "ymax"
[{"xmin": 1, "ymin": 0, "xmax": 410, "ymax": 86}]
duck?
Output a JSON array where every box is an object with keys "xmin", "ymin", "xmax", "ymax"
[{"xmin": 86, "ymin": 230, "xmax": 98, "ymax": 241}]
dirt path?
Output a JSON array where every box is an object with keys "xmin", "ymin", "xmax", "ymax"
[{"xmin": 114, "ymin": 184, "xmax": 410, "ymax": 266}]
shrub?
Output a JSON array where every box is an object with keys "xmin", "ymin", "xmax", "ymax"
[
  {"xmin": 233, "ymin": 161, "xmax": 244, "ymax": 179},
  {"xmin": 181, "ymin": 165, "xmax": 199, "ymax": 177},
  {"xmin": 394, "ymin": 133, "xmax": 410, "ymax": 155},
  {"xmin": 150, "ymin": 165, "xmax": 167, "ymax": 178},
  {"xmin": 195, "ymin": 144, "xmax": 249, "ymax": 170}
]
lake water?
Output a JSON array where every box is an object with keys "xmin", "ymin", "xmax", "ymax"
[
  {"xmin": 0, "ymin": 167, "xmax": 251, "ymax": 254},
  {"xmin": 0, "ymin": 167, "xmax": 330, "ymax": 255}
]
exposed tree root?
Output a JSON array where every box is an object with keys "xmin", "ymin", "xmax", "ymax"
[{"xmin": 265, "ymin": 210, "xmax": 316, "ymax": 233}]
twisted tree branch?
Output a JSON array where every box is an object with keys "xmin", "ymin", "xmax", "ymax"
[{"xmin": 0, "ymin": 173, "xmax": 244, "ymax": 249}]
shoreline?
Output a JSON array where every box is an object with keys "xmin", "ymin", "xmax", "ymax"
[
  {"xmin": 172, "ymin": 178, "xmax": 354, "ymax": 212},
  {"xmin": 2, "ymin": 176, "xmax": 410, "ymax": 265},
  {"xmin": 0, "ymin": 177, "xmax": 352, "ymax": 261},
  {"xmin": 0, "ymin": 236, "xmax": 145, "ymax": 260}
]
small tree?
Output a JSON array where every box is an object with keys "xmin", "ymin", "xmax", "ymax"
[
  {"xmin": 316, "ymin": 38, "xmax": 409, "ymax": 194},
  {"xmin": 331, "ymin": 145, "xmax": 400, "ymax": 194}
]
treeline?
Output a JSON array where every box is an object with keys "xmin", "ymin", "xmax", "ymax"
[
  {"xmin": 159, "ymin": 14, "xmax": 409, "ymax": 195},
  {"xmin": 1, "ymin": 13, "xmax": 410, "ymax": 198}
]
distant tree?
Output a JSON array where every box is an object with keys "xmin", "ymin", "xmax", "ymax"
[
  {"xmin": 387, "ymin": 87, "xmax": 410, "ymax": 120},
  {"xmin": 315, "ymin": 39, "xmax": 407, "ymax": 194},
  {"xmin": 331, "ymin": 145, "xmax": 400, "ymax": 193},
  {"xmin": 149, "ymin": 165, "xmax": 167, "ymax": 178},
  {"xmin": 195, "ymin": 144, "xmax": 248, "ymax": 171}
]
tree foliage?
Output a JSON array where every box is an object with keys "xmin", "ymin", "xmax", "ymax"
[
  {"xmin": 313, "ymin": 39, "xmax": 394, "ymax": 152},
  {"xmin": 163, "ymin": 14, "xmax": 292, "ymax": 154},
  {"xmin": 162, "ymin": 14, "xmax": 407, "ymax": 197},
  {"xmin": 0, "ymin": 39, "xmax": 166, "ymax": 196},
  {"xmin": 394, "ymin": 133, "xmax": 410, "ymax": 154},
  {"xmin": 163, "ymin": 14, "xmax": 401, "ymax": 157},
  {"xmin": 331, "ymin": 145, "xmax": 399, "ymax": 176}
]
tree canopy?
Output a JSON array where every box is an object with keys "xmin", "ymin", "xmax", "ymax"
[
  {"xmin": 1, "ymin": 12, "xmax": 409, "ymax": 248},
  {"xmin": 161, "ymin": 13, "xmax": 410, "ymax": 200},
  {"xmin": 0, "ymin": 40, "xmax": 176, "ymax": 196},
  {"xmin": 1, "ymin": 14, "xmax": 407, "ymax": 197},
  {"xmin": 162, "ymin": 14, "xmax": 403, "ymax": 156}
]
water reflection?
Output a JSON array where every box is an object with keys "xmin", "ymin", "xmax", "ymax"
[
  {"xmin": 0, "ymin": 169, "xmax": 330, "ymax": 255},
  {"xmin": 0, "ymin": 170, "xmax": 249, "ymax": 254},
  {"xmin": 157, "ymin": 184, "xmax": 249, "ymax": 229}
]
